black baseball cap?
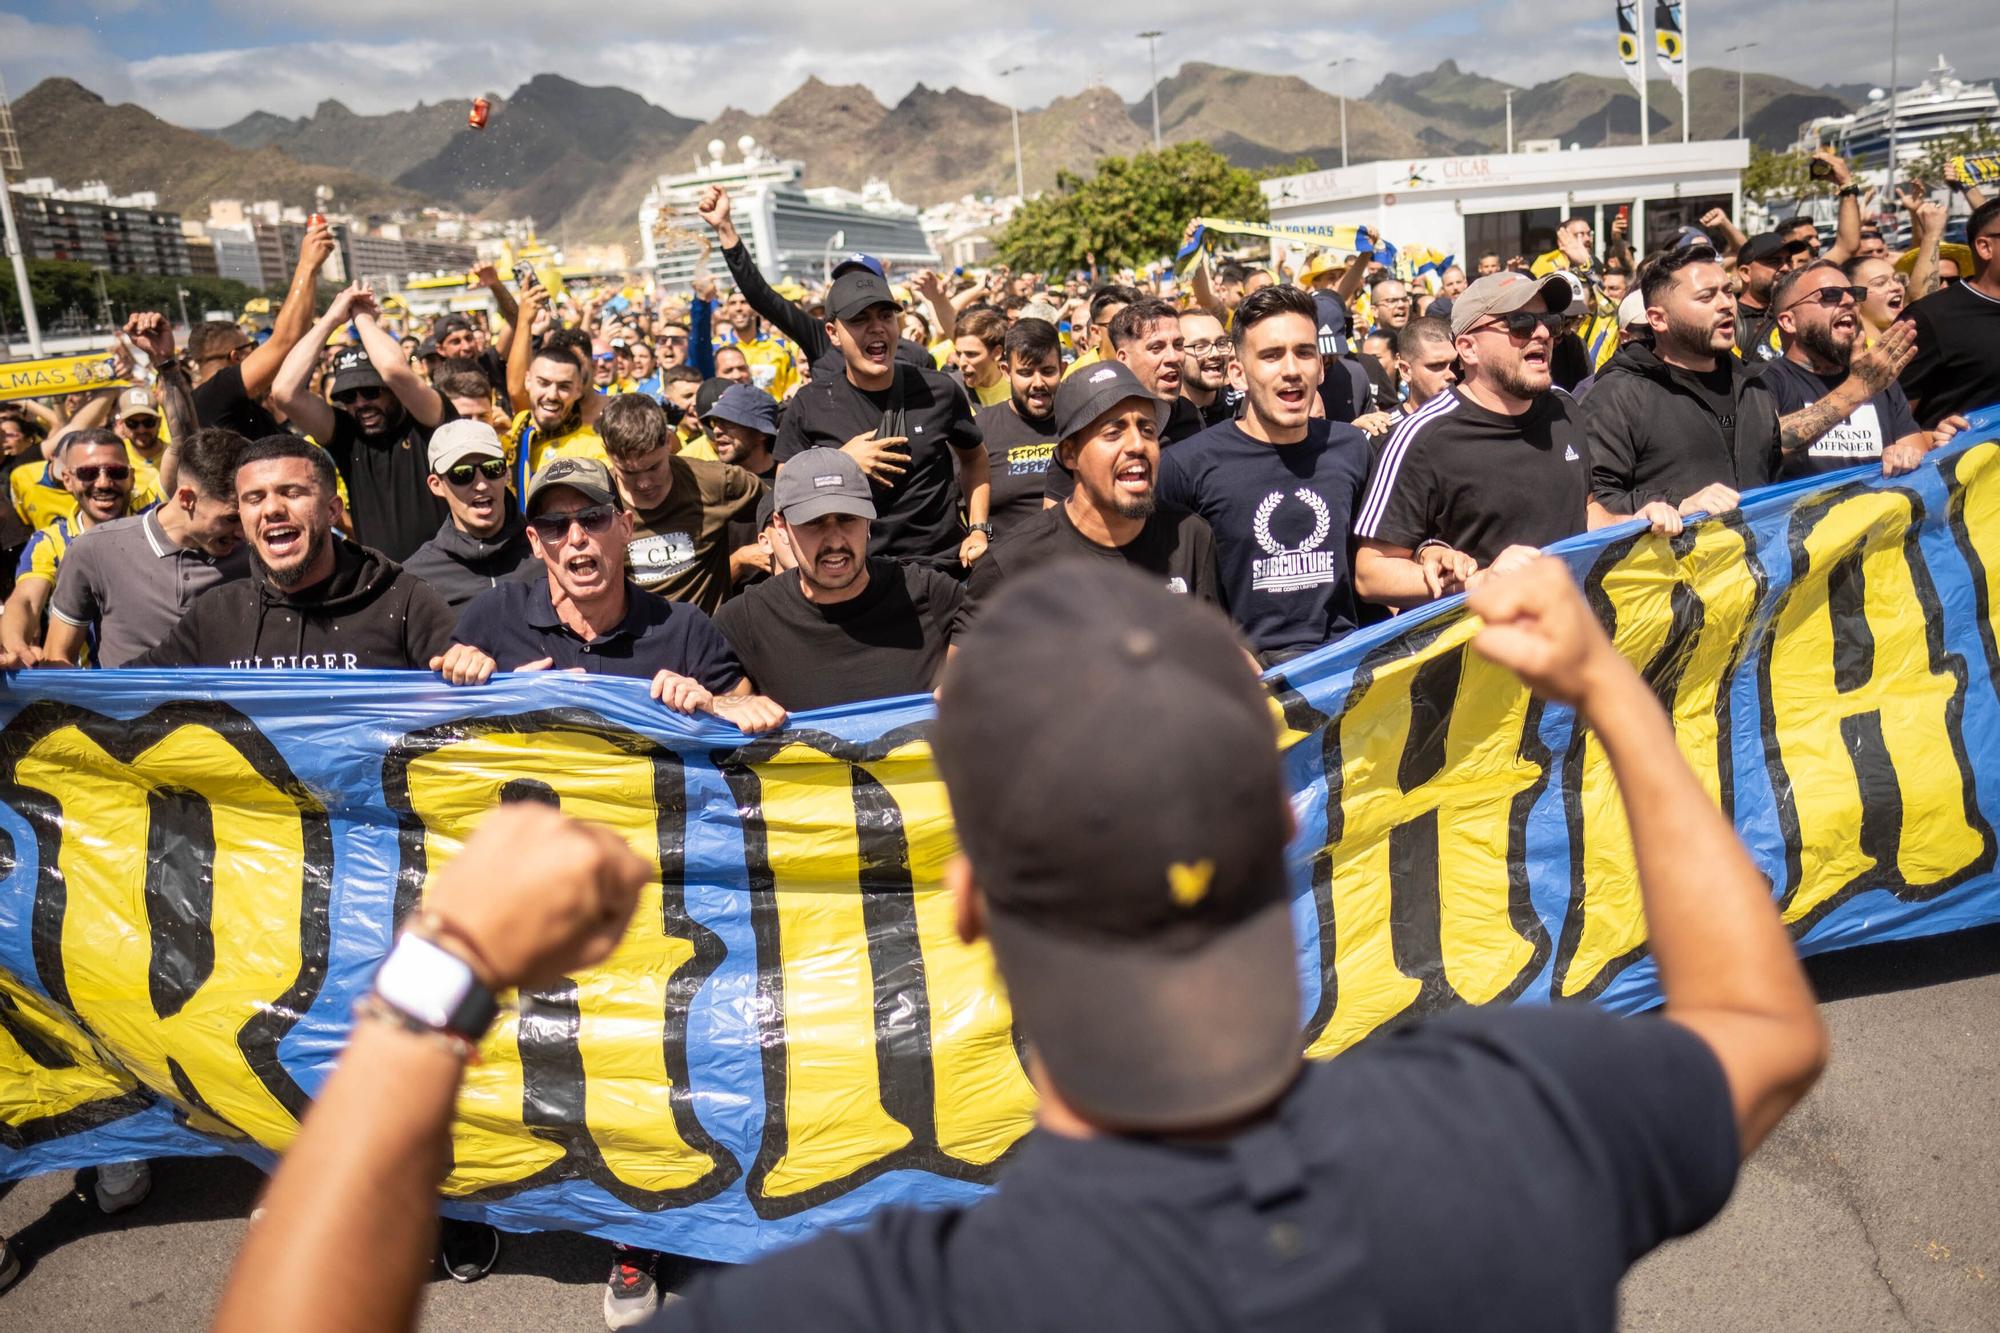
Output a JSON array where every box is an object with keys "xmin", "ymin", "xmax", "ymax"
[
  {"xmin": 1738, "ymin": 232, "xmax": 1809, "ymax": 268},
  {"xmin": 828, "ymin": 270, "xmax": 897, "ymax": 322},
  {"xmin": 694, "ymin": 377, "xmax": 731, "ymax": 422},
  {"xmin": 771, "ymin": 446, "xmax": 875, "ymax": 524},
  {"xmin": 328, "ymin": 347, "xmax": 385, "ymax": 396},
  {"xmin": 434, "ymin": 313, "xmax": 475, "ymax": 339},
  {"xmin": 932, "ymin": 562, "xmax": 1299, "ymax": 1131},
  {"xmin": 1051, "ymin": 359, "xmax": 1166, "ymax": 443}
]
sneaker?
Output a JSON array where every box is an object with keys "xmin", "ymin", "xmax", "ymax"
[
  {"xmin": 93, "ymin": 1160, "xmax": 151, "ymax": 1215},
  {"xmin": 438, "ymin": 1218, "xmax": 502, "ymax": 1283},
  {"xmin": 603, "ymin": 1246, "xmax": 659, "ymax": 1329},
  {"xmin": 0, "ymin": 1235, "xmax": 21, "ymax": 1293}
]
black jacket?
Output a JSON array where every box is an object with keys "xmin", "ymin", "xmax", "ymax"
[
  {"xmin": 402, "ymin": 513, "xmax": 537, "ymax": 610},
  {"xmin": 721, "ymin": 242, "xmax": 932, "ymax": 380},
  {"xmin": 134, "ymin": 539, "xmax": 456, "ymax": 670},
  {"xmin": 1577, "ymin": 343, "xmax": 1778, "ymax": 513}
]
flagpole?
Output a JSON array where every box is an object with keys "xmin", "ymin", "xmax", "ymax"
[
  {"xmin": 1639, "ymin": 3, "xmax": 1651, "ymax": 147},
  {"xmin": 1680, "ymin": 1, "xmax": 1691, "ymax": 143}
]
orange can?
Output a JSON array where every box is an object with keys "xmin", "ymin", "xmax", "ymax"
[
  {"xmin": 469, "ymin": 97, "xmax": 490, "ymax": 130},
  {"xmin": 308, "ymin": 212, "xmax": 326, "ymax": 228}
]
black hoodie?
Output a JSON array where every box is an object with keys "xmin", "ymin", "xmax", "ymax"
[
  {"xmin": 134, "ymin": 538, "xmax": 456, "ymax": 670},
  {"xmin": 402, "ymin": 512, "xmax": 537, "ymax": 610},
  {"xmin": 1577, "ymin": 342, "xmax": 1778, "ymax": 514}
]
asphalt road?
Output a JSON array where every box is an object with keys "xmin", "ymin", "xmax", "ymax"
[{"xmin": 4, "ymin": 925, "xmax": 1996, "ymax": 1333}]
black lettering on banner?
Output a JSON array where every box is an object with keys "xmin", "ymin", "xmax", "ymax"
[
  {"xmin": 382, "ymin": 709, "xmax": 737, "ymax": 1211},
  {"xmin": 0, "ymin": 972, "xmax": 151, "ymax": 1150},
  {"xmin": 718, "ymin": 724, "xmax": 1031, "ymax": 1219},
  {"xmin": 1756, "ymin": 486, "xmax": 1995, "ymax": 932},
  {"xmin": 0, "ymin": 700, "xmax": 332, "ymax": 1137},
  {"xmin": 1553, "ymin": 519, "xmax": 1766, "ymax": 1000},
  {"xmin": 1943, "ymin": 443, "xmax": 2000, "ymax": 695},
  {"xmin": 1293, "ymin": 613, "xmax": 1551, "ymax": 1058}
]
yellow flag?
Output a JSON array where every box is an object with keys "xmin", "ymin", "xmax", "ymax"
[{"xmin": 0, "ymin": 352, "xmax": 129, "ymax": 403}]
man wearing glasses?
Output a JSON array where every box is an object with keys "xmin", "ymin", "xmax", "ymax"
[
  {"xmin": 188, "ymin": 221, "xmax": 337, "ymax": 439},
  {"xmin": 449, "ymin": 456, "xmax": 786, "ymax": 732},
  {"xmin": 1759, "ymin": 262, "xmax": 1967, "ymax": 481},
  {"xmin": 404, "ymin": 420, "xmax": 537, "ymax": 609},
  {"xmin": 1579, "ymin": 246, "xmax": 1778, "ymax": 533},
  {"xmin": 1356, "ymin": 272, "xmax": 1609, "ymax": 610}
]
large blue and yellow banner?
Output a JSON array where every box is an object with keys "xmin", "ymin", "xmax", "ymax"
[{"xmin": 5, "ymin": 425, "xmax": 2000, "ymax": 1260}]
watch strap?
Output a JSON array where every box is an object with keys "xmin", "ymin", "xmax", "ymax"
[{"xmin": 373, "ymin": 931, "xmax": 499, "ymax": 1041}]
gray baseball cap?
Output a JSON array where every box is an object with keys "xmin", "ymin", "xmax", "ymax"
[
  {"xmin": 772, "ymin": 447, "xmax": 876, "ymax": 524},
  {"xmin": 1448, "ymin": 271, "xmax": 1582, "ymax": 338},
  {"xmin": 1052, "ymin": 359, "xmax": 1166, "ymax": 443},
  {"xmin": 524, "ymin": 454, "xmax": 620, "ymax": 515}
]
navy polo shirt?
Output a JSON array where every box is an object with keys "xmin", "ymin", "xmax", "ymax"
[
  {"xmin": 453, "ymin": 577, "xmax": 743, "ymax": 690},
  {"xmin": 656, "ymin": 1004, "xmax": 1738, "ymax": 1332}
]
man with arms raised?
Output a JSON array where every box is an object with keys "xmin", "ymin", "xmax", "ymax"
[
  {"xmin": 187, "ymin": 221, "xmax": 336, "ymax": 439},
  {"xmin": 273, "ymin": 284, "xmax": 453, "ymax": 562},
  {"xmin": 776, "ymin": 268, "xmax": 991, "ymax": 572},
  {"xmin": 1157, "ymin": 285, "xmax": 1370, "ymax": 664},
  {"xmin": 403, "ymin": 420, "xmax": 536, "ymax": 610},
  {"xmin": 715, "ymin": 448, "xmax": 964, "ymax": 712},
  {"xmin": 969, "ymin": 361, "xmax": 1217, "ymax": 613},
  {"xmin": 501, "ymin": 281, "xmax": 610, "ymax": 495},
  {"xmin": 1898, "ymin": 198, "xmax": 2000, "ymax": 431},
  {"xmin": 1581, "ymin": 246, "xmax": 1777, "ymax": 529},
  {"xmin": 217, "ymin": 555, "xmax": 1825, "ymax": 1333},
  {"xmin": 1357, "ymin": 272, "xmax": 1623, "ymax": 610},
  {"xmin": 135, "ymin": 437, "xmax": 457, "ymax": 671}
]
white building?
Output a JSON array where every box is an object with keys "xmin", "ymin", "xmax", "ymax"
[
  {"xmin": 639, "ymin": 136, "xmax": 937, "ymax": 288},
  {"xmin": 1260, "ymin": 141, "xmax": 1750, "ymax": 274}
]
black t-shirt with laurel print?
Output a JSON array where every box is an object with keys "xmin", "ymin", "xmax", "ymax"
[{"xmin": 1155, "ymin": 417, "xmax": 1372, "ymax": 660}]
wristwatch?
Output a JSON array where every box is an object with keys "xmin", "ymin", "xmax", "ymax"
[
  {"xmin": 371, "ymin": 932, "xmax": 498, "ymax": 1041},
  {"xmin": 968, "ymin": 522, "xmax": 993, "ymax": 537},
  {"xmin": 1838, "ymin": 183, "xmax": 1863, "ymax": 198}
]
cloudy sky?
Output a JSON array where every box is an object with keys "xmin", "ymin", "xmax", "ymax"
[{"xmin": 4, "ymin": 1, "xmax": 1996, "ymax": 129}]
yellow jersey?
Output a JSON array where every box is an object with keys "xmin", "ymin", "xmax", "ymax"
[
  {"xmin": 10, "ymin": 448, "xmax": 164, "ymax": 531},
  {"xmin": 713, "ymin": 332, "xmax": 799, "ymax": 401},
  {"xmin": 16, "ymin": 514, "xmax": 78, "ymax": 587},
  {"xmin": 673, "ymin": 427, "xmax": 720, "ymax": 463},
  {"xmin": 1063, "ymin": 346, "xmax": 1104, "ymax": 380},
  {"xmin": 503, "ymin": 411, "xmax": 609, "ymax": 495},
  {"xmin": 969, "ymin": 375, "xmax": 1011, "ymax": 407}
]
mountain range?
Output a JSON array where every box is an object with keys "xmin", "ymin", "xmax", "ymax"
[{"xmin": 13, "ymin": 61, "xmax": 1859, "ymax": 247}]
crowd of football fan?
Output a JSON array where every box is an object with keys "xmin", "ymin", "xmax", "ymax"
[{"xmin": 1, "ymin": 143, "xmax": 1996, "ymax": 1326}]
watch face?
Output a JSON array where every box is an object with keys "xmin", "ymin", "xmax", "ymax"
[{"xmin": 375, "ymin": 933, "xmax": 476, "ymax": 1030}]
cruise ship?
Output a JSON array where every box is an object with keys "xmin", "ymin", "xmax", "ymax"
[
  {"xmin": 639, "ymin": 137, "xmax": 938, "ymax": 290},
  {"xmin": 1800, "ymin": 57, "xmax": 1999, "ymax": 175}
]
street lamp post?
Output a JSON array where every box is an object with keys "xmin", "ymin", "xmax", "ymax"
[
  {"xmin": 0, "ymin": 73, "xmax": 42, "ymax": 357},
  {"xmin": 999, "ymin": 65, "xmax": 1027, "ymax": 199},
  {"xmin": 1887, "ymin": 0, "xmax": 1902, "ymax": 180},
  {"xmin": 822, "ymin": 229, "xmax": 846, "ymax": 285},
  {"xmin": 1328, "ymin": 57, "xmax": 1355, "ymax": 168},
  {"xmin": 1138, "ymin": 31, "xmax": 1164, "ymax": 151},
  {"xmin": 1504, "ymin": 88, "xmax": 1515, "ymax": 155},
  {"xmin": 1725, "ymin": 42, "xmax": 1759, "ymax": 139}
]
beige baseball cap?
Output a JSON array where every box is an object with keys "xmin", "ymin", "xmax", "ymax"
[{"xmin": 1447, "ymin": 271, "xmax": 1583, "ymax": 338}]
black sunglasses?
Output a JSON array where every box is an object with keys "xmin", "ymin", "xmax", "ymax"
[
  {"xmin": 1783, "ymin": 285, "xmax": 1867, "ymax": 312},
  {"xmin": 1479, "ymin": 309, "xmax": 1565, "ymax": 339},
  {"xmin": 526, "ymin": 505, "xmax": 617, "ymax": 541},
  {"xmin": 443, "ymin": 458, "xmax": 508, "ymax": 486},
  {"xmin": 71, "ymin": 464, "xmax": 132, "ymax": 484}
]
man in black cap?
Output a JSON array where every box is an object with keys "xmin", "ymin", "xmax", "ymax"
[
  {"xmin": 966, "ymin": 360, "xmax": 1216, "ymax": 615},
  {"xmin": 1580, "ymin": 245, "xmax": 1778, "ymax": 529},
  {"xmin": 271, "ymin": 283, "xmax": 454, "ymax": 562},
  {"xmin": 776, "ymin": 268, "xmax": 991, "ymax": 572},
  {"xmin": 714, "ymin": 447, "xmax": 964, "ymax": 710},
  {"xmin": 1732, "ymin": 232, "xmax": 1811, "ymax": 363},
  {"xmin": 217, "ymin": 556, "xmax": 1826, "ymax": 1333}
]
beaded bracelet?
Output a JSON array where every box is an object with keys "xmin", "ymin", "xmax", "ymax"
[{"xmin": 354, "ymin": 992, "xmax": 483, "ymax": 1065}]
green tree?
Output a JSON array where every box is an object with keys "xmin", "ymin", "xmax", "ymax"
[
  {"xmin": 1742, "ymin": 146, "xmax": 1813, "ymax": 205},
  {"xmin": 994, "ymin": 142, "xmax": 1268, "ymax": 273},
  {"xmin": 0, "ymin": 259, "xmax": 274, "ymax": 342}
]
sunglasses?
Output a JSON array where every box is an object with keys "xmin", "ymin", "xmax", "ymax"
[
  {"xmin": 123, "ymin": 415, "xmax": 161, "ymax": 429},
  {"xmin": 526, "ymin": 505, "xmax": 617, "ymax": 541},
  {"xmin": 443, "ymin": 458, "xmax": 508, "ymax": 486},
  {"xmin": 202, "ymin": 343, "xmax": 252, "ymax": 363},
  {"xmin": 1784, "ymin": 285, "xmax": 1867, "ymax": 312},
  {"xmin": 333, "ymin": 386, "xmax": 386, "ymax": 404},
  {"xmin": 71, "ymin": 465, "xmax": 132, "ymax": 484},
  {"xmin": 1477, "ymin": 310, "xmax": 1565, "ymax": 339}
]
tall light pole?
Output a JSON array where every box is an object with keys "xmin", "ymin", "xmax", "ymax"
[
  {"xmin": 0, "ymin": 73, "xmax": 42, "ymax": 357},
  {"xmin": 999, "ymin": 65, "xmax": 1027, "ymax": 198},
  {"xmin": 1725, "ymin": 42, "xmax": 1759, "ymax": 140},
  {"xmin": 1138, "ymin": 31, "xmax": 1164, "ymax": 151},
  {"xmin": 1886, "ymin": 0, "xmax": 1902, "ymax": 180},
  {"xmin": 1504, "ymin": 88, "xmax": 1515, "ymax": 155},
  {"xmin": 1328, "ymin": 57, "xmax": 1355, "ymax": 168}
]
